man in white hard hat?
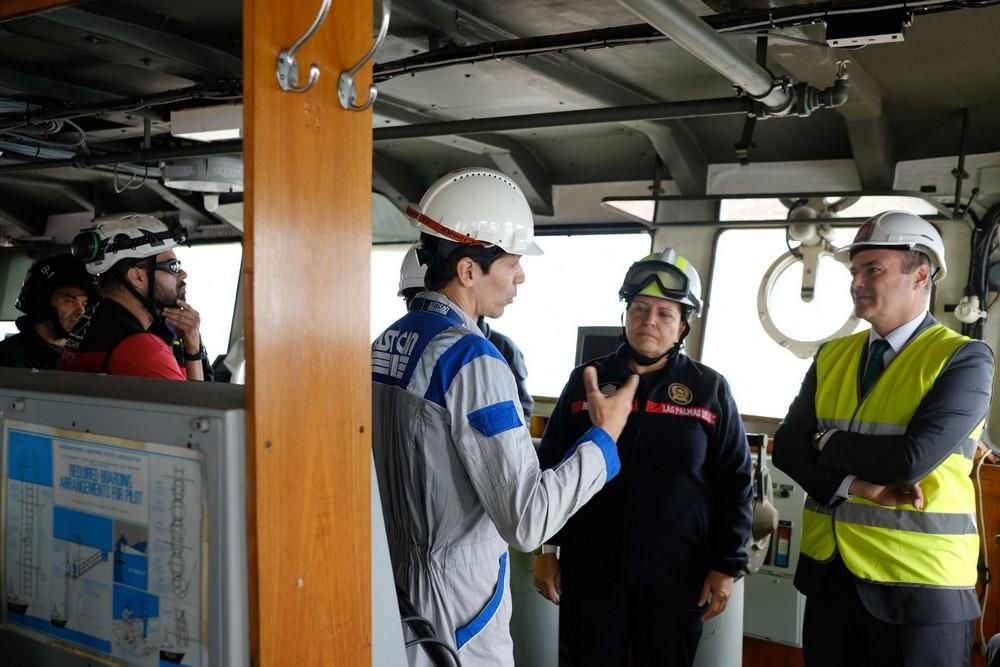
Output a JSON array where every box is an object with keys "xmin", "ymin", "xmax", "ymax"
[
  {"xmin": 398, "ymin": 243, "xmax": 534, "ymax": 421},
  {"xmin": 774, "ymin": 211, "xmax": 994, "ymax": 666},
  {"xmin": 534, "ymin": 249, "xmax": 752, "ymax": 667},
  {"xmin": 372, "ymin": 168, "xmax": 638, "ymax": 667},
  {"xmin": 62, "ymin": 214, "xmax": 207, "ymax": 380}
]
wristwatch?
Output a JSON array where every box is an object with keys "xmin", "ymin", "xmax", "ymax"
[
  {"xmin": 183, "ymin": 345, "xmax": 208, "ymax": 362},
  {"xmin": 811, "ymin": 429, "xmax": 828, "ymax": 451}
]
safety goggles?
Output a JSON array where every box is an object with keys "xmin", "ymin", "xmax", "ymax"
[
  {"xmin": 138, "ymin": 259, "xmax": 183, "ymax": 275},
  {"xmin": 621, "ymin": 260, "xmax": 689, "ymax": 300}
]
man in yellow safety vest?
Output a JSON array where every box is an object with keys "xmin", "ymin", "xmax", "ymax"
[{"xmin": 774, "ymin": 210, "xmax": 994, "ymax": 667}]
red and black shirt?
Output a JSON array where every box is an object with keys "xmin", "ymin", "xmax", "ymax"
[{"xmin": 61, "ymin": 299, "xmax": 186, "ymax": 380}]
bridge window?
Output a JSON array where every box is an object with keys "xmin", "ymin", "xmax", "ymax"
[
  {"xmin": 701, "ymin": 227, "xmax": 860, "ymax": 419},
  {"xmin": 371, "ymin": 233, "xmax": 652, "ymax": 399},
  {"xmin": 172, "ymin": 243, "xmax": 242, "ymax": 363}
]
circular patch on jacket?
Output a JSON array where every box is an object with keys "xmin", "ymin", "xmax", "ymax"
[
  {"xmin": 600, "ymin": 383, "xmax": 618, "ymax": 397},
  {"xmin": 668, "ymin": 383, "xmax": 693, "ymax": 405}
]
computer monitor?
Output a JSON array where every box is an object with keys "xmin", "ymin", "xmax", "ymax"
[{"xmin": 575, "ymin": 326, "xmax": 622, "ymax": 365}]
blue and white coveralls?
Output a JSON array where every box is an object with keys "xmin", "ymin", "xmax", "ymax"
[{"xmin": 372, "ymin": 291, "xmax": 620, "ymax": 666}]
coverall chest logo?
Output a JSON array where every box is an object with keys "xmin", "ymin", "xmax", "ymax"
[
  {"xmin": 372, "ymin": 329, "xmax": 420, "ymax": 380},
  {"xmin": 668, "ymin": 383, "xmax": 693, "ymax": 405}
]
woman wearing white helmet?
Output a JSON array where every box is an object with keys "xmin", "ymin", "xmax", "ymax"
[{"xmin": 372, "ymin": 168, "xmax": 638, "ymax": 667}]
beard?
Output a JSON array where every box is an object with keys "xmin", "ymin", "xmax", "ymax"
[{"xmin": 153, "ymin": 280, "xmax": 184, "ymax": 308}]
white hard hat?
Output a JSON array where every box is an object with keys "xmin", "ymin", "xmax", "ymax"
[
  {"xmin": 833, "ymin": 210, "xmax": 946, "ymax": 283},
  {"xmin": 398, "ymin": 243, "xmax": 426, "ymax": 296},
  {"xmin": 71, "ymin": 213, "xmax": 187, "ymax": 275},
  {"xmin": 406, "ymin": 168, "xmax": 543, "ymax": 256},
  {"xmin": 619, "ymin": 248, "xmax": 704, "ymax": 316}
]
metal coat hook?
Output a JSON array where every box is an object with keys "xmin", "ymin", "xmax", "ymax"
[
  {"xmin": 276, "ymin": 0, "xmax": 332, "ymax": 93},
  {"xmin": 338, "ymin": 0, "xmax": 391, "ymax": 111}
]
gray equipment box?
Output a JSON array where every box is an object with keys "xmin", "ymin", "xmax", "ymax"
[
  {"xmin": 743, "ymin": 456, "xmax": 807, "ymax": 647},
  {"xmin": 0, "ymin": 369, "xmax": 248, "ymax": 667}
]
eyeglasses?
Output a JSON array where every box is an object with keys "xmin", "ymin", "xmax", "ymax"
[{"xmin": 138, "ymin": 259, "xmax": 183, "ymax": 274}]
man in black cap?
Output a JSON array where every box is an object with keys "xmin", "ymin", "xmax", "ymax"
[{"xmin": 0, "ymin": 254, "xmax": 97, "ymax": 369}]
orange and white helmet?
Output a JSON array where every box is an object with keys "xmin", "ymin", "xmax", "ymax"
[
  {"xmin": 833, "ymin": 210, "xmax": 946, "ymax": 283},
  {"xmin": 405, "ymin": 168, "xmax": 543, "ymax": 256}
]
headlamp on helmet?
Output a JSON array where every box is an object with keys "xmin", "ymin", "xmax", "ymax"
[{"xmin": 71, "ymin": 214, "xmax": 188, "ymax": 275}]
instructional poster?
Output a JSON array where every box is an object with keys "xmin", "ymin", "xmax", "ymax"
[{"xmin": 2, "ymin": 420, "xmax": 205, "ymax": 667}]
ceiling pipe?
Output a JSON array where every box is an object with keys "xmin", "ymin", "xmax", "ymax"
[
  {"xmin": 619, "ymin": 0, "xmax": 852, "ymax": 118},
  {"xmin": 0, "ymin": 141, "xmax": 242, "ymax": 175},
  {"xmin": 374, "ymin": 0, "xmax": 958, "ymax": 83},
  {"xmin": 374, "ymin": 97, "xmax": 747, "ymax": 141},
  {"xmin": 618, "ymin": 0, "xmax": 794, "ymax": 113}
]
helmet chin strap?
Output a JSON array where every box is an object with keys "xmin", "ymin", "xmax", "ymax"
[
  {"xmin": 118, "ymin": 263, "xmax": 164, "ymax": 327},
  {"xmin": 625, "ymin": 337, "xmax": 687, "ymax": 366},
  {"xmin": 621, "ymin": 309, "xmax": 691, "ymax": 367},
  {"xmin": 43, "ymin": 307, "xmax": 70, "ymax": 339}
]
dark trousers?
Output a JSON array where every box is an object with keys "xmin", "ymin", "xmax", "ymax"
[
  {"xmin": 803, "ymin": 562, "xmax": 974, "ymax": 667},
  {"xmin": 562, "ymin": 583, "xmax": 703, "ymax": 667}
]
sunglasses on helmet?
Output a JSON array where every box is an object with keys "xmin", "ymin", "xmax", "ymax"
[{"xmin": 620, "ymin": 260, "xmax": 689, "ymax": 300}]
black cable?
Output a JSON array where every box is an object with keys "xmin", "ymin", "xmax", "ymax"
[
  {"xmin": 785, "ymin": 230, "xmax": 803, "ymax": 259},
  {"xmin": 400, "ymin": 614, "xmax": 436, "ymax": 630},
  {"xmin": 373, "ymin": 0, "xmax": 993, "ymax": 82},
  {"xmin": 396, "ymin": 587, "xmax": 461, "ymax": 667},
  {"xmin": 403, "ymin": 637, "xmax": 462, "ymax": 665},
  {"xmin": 963, "ymin": 203, "xmax": 1000, "ymax": 339},
  {"xmin": 978, "ymin": 209, "xmax": 1000, "ymax": 304}
]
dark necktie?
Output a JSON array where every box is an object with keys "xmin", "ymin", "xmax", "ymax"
[{"xmin": 861, "ymin": 338, "xmax": 891, "ymax": 395}]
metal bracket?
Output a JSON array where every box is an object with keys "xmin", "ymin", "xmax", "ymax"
[
  {"xmin": 734, "ymin": 114, "xmax": 757, "ymax": 166},
  {"xmin": 276, "ymin": 0, "xmax": 332, "ymax": 93},
  {"xmin": 757, "ymin": 226, "xmax": 859, "ymax": 359},
  {"xmin": 338, "ymin": 0, "xmax": 392, "ymax": 111}
]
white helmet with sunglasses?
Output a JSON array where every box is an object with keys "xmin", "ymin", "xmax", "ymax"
[{"xmin": 71, "ymin": 213, "xmax": 188, "ymax": 275}]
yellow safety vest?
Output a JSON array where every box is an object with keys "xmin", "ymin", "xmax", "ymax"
[{"xmin": 801, "ymin": 323, "xmax": 982, "ymax": 588}]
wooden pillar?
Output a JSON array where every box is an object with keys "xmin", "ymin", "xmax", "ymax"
[{"xmin": 244, "ymin": 0, "xmax": 372, "ymax": 664}]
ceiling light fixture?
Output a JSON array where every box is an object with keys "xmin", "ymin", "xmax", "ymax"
[
  {"xmin": 162, "ymin": 157, "xmax": 243, "ymax": 212},
  {"xmin": 170, "ymin": 104, "xmax": 243, "ymax": 142}
]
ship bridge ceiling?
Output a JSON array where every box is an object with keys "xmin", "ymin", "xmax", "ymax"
[{"xmin": 0, "ymin": 0, "xmax": 999, "ymax": 241}]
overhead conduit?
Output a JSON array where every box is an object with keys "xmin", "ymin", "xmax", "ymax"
[{"xmin": 618, "ymin": 0, "xmax": 848, "ymax": 117}]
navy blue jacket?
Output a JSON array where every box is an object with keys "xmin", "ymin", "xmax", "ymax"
[
  {"xmin": 537, "ymin": 345, "xmax": 753, "ymax": 594},
  {"xmin": 478, "ymin": 319, "xmax": 533, "ymax": 421},
  {"xmin": 0, "ymin": 316, "xmax": 61, "ymax": 369}
]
